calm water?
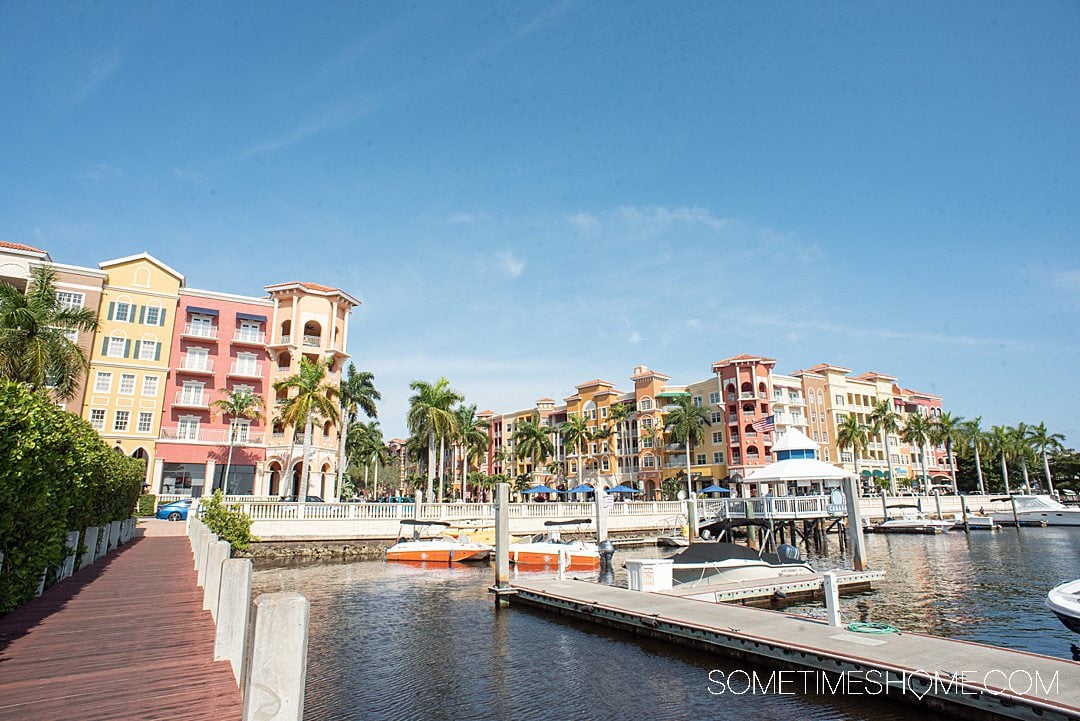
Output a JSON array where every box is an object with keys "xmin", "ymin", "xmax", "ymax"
[{"xmin": 251, "ymin": 527, "xmax": 1080, "ymax": 721}]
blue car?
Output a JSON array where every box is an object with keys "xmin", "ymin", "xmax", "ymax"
[{"xmin": 156, "ymin": 498, "xmax": 193, "ymax": 521}]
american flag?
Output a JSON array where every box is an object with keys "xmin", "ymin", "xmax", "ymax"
[{"xmin": 751, "ymin": 414, "xmax": 775, "ymax": 433}]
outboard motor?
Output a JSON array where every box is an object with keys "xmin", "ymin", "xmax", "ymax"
[
  {"xmin": 598, "ymin": 540, "xmax": 616, "ymax": 572},
  {"xmin": 776, "ymin": 543, "xmax": 801, "ymax": 563}
]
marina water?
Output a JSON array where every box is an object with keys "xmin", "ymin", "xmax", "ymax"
[{"xmin": 252, "ymin": 527, "xmax": 1080, "ymax": 721}]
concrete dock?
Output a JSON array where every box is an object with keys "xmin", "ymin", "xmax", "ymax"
[
  {"xmin": 511, "ymin": 578, "xmax": 1080, "ymax": 721},
  {"xmin": 660, "ymin": 569, "xmax": 885, "ymax": 605}
]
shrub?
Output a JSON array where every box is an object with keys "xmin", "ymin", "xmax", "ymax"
[
  {"xmin": 200, "ymin": 490, "xmax": 257, "ymax": 551},
  {"xmin": 136, "ymin": 494, "xmax": 158, "ymax": 517}
]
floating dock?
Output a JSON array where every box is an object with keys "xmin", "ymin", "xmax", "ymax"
[
  {"xmin": 660, "ymin": 569, "xmax": 885, "ymax": 605},
  {"xmin": 511, "ymin": 578, "xmax": 1080, "ymax": 721}
]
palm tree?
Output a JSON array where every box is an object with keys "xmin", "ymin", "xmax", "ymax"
[
  {"xmin": 587, "ymin": 425, "xmax": 613, "ymax": 485},
  {"xmin": 868, "ymin": 399, "xmax": 902, "ymax": 494},
  {"xmin": 349, "ymin": 420, "xmax": 389, "ymax": 498},
  {"xmin": 989, "ymin": 425, "xmax": 1013, "ymax": 494},
  {"xmin": 559, "ymin": 414, "xmax": 591, "ymax": 488},
  {"xmin": 901, "ymin": 413, "xmax": 932, "ymax": 494},
  {"xmin": 0, "ymin": 265, "xmax": 98, "ymax": 400},
  {"xmin": 273, "ymin": 357, "xmax": 339, "ymax": 500},
  {"xmin": 335, "ymin": 364, "xmax": 380, "ymax": 501},
  {"xmin": 1026, "ymin": 422, "xmax": 1066, "ymax": 496},
  {"xmin": 1009, "ymin": 422, "xmax": 1036, "ymax": 492},
  {"xmin": 608, "ymin": 401, "xmax": 635, "ymax": 484},
  {"xmin": 663, "ymin": 396, "xmax": 711, "ymax": 498},
  {"xmin": 211, "ymin": 388, "xmax": 265, "ymax": 495},
  {"xmin": 836, "ymin": 414, "xmax": 868, "ymax": 487},
  {"xmin": 960, "ymin": 416, "xmax": 988, "ymax": 495},
  {"xmin": 512, "ymin": 415, "xmax": 555, "ymax": 484},
  {"xmin": 931, "ymin": 412, "xmax": 963, "ymax": 494},
  {"xmin": 406, "ymin": 377, "xmax": 462, "ymax": 502},
  {"xmin": 454, "ymin": 404, "xmax": 491, "ymax": 499}
]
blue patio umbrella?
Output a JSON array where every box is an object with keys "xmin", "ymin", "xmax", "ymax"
[
  {"xmin": 605, "ymin": 484, "xmax": 642, "ymax": 494},
  {"xmin": 700, "ymin": 484, "xmax": 731, "ymax": 494},
  {"xmin": 522, "ymin": 484, "xmax": 560, "ymax": 494},
  {"xmin": 561, "ymin": 484, "xmax": 594, "ymax": 494}
]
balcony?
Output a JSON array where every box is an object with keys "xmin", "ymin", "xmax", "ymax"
[
  {"xmin": 173, "ymin": 390, "xmax": 208, "ymax": 408},
  {"xmin": 739, "ymin": 392, "xmax": 755, "ymax": 400},
  {"xmin": 759, "ymin": 392, "xmax": 768, "ymax": 399},
  {"xmin": 745, "ymin": 431, "xmax": 758, "ymax": 439},
  {"xmin": 232, "ymin": 330, "xmax": 266, "ymax": 346},
  {"xmin": 268, "ymin": 334, "xmax": 293, "ymax": 347},
  {"xmin": 177, "ymin": 356, "xmax": 214, "ymax": 375},
  {"xmin": 302, "ymin": 334, "xmax": 321, "ymax": 347},
  {"xmin": 730, "ymin": 435, "xmax": 741, "ymax": 444},
  {"xmin": 726, "ymin": 393, "xmax": 736, "ymax": 401},
  {"xmin": 181, "ymin": 323, "xmax": 218, "ymax": 340},
  {"xmin": 159, "ymin": 426, "xmax": 265, "ymax": 444},
  {"xmin": 275, "ymin": 365, "xmax": 291, "ymax": 374},
  {"xmin": 228, "ymin": 361, "xmax": 263, "ymax": 378},
  {"xmin": 728, "ymin": 415, "xmax": 738, "ymax": 424}
]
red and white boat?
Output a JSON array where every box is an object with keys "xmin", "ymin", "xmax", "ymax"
[
  {"xmin": 509, "ymin": 519, "xmax": 600, "ymax": 570},
  {"xmin": 386, "ymin": 520, "xmax": 492, "ymax": 564}
]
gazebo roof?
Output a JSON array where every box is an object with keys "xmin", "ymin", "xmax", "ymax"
[
  {"xmin": 770, "ymin": 427, "xmax": 818, "ymax": 453},
  {"xmin": 744, "ymin": 458, "xmax": 856, "ymax": 483}
]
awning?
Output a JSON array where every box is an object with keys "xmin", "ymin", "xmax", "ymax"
[
  {"xmin": 187, "ymin": 306, "xmax": 219, "ymax": 317},
  {"xmin": 656, "ymin": 391, "xmax": 691, "ymax": 398},
  {"xmin": 236, "ymin": 313, "xmax": 267, "ymax": 322}
]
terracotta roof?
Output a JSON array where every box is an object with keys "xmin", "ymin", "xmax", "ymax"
[
  {"xmin": 574, "ymin": 378, "xmax": 615, "ymax": 389},
  {"xmin": 714, "ymin": 353, "xmax": 776, "ymax": 365},
  {"xmin": 478, "ymin": 409, "xmax": 495, "ymax": 416},
  {"xmin": 630, "ymin": 368, "xmax": 671, "ymax": 380},
  {"xmin": 536, "ymin": 397, "xmax": 555, "ymax": 403},
  {"xmin": 858, "ymin": 370, "xmax": 898, "ymax": 381},
  {"xmin": 0, "ymin": 240, "xmax": 46, "ymax": 254}
]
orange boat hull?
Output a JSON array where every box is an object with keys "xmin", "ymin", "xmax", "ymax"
[
  {"xmin": 509, "ymin": 550, "xmax": 600, "ymax": 569},
  {"xmin": 387, "ymin": 548, "xmax": 490, "ymax": 563}
]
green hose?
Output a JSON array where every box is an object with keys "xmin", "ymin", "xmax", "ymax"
[{"xmin": 846, "ymin": 622, "xmax": 900, "ymax": 634}]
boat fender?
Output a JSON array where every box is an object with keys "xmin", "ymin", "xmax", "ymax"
[
  {"xmin": 641, "ymin": 615, "xmax": 659, "ymax": 628},
  {"xmin": 773, "ymin": 589, "xmax": 788, "ymax": 600}
]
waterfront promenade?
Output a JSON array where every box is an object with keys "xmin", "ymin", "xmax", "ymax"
[{"xmin": 0, "ymin": 521, "xmax": 242, "ymax": 721}]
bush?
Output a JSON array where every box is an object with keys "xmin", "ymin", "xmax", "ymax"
[
  {"xmin": 136, "ymin": 494, "xmax": 158, "ymax": 517},
  {"xmin": 200, "ymin": 490, "xmax": 257, "ymax": 551},
  {"xmin": 0, "ymin": 380, "xmax": 145, "ymax": 612}
]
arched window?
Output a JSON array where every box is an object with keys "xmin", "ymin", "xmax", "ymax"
[
  {"xmin": 740, "ymin": 381, "xmax": 752, "ymax": 393},
  {"xmin": 133, "ymin": 267, "xmax": 151, "ymax": 287},
  {"xmin": 639, "ymin": 397, "xmax": 653, "ymax": 411}
]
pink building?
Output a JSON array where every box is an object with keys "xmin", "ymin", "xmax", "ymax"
[
  {"xmin": 897, "ymin": 385, "xmax": 954, "ymax": 486},
  {"xmin": 712, "ymin": 354, "xmax": 777, "ymax": 486},
  {"xmin": 153, "ymin": 288, "xmax": 274, "ymax": 496}
]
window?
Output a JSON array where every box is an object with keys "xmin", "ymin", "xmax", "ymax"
[
  {"xmin": 107, "ymin": 336, "xmax": 126, "ymax": 357},
  {"xmin": 118, "ymin": 374, "xmax": 136, "ymax": 395},
  {"xmin": 811, "ymin": 412, "xmax": 817, "ymax": 423},
  {"xmin": 114, "ymin": 302, "xmax": 132, "ymax": 322},
  {"xmin": 712, "ymin": 431, "xmax": 723, "ymax": 444},
  {"xmin": 695, "ymin": 454, "xmax": 706, "ymax": 465},
  {"xmin": 823, "ymin": 449, "xmax": 830, "ymax": 461},
  {"xmin": 232, "ymin": 420, "xmax": 251, "ymax": 443},
  {"xmin": 600, "ymin": 407, "xmax": 608, "ymax": 418},
  {"xmin": 642, "ymin": 437, "xmax": 653, "ymax": 448},
  {"xmin": 822, "ymin": 432, "xmax": 828, "ymax": 443},
  {"xmin": 601, "ymin": 458, "xmax": 610, "ymax": 471},
  {"xmin": 145, "ymin": 306, "xmax": 161, "ymax": 326},
  {"xmin": 710, "ymin": 411, "xmax": 723, "ymax": 423},
  {"xmin": 89, "ymin": 409, "xmax": 106, "ymax": 430},
  {"xmin": 113, "ymin": 410, "xmax": 130, "ymax": 432},
  {"xmin": 641, "ymin": 417, "xmax": 653, "ymax": 429},
  {"xmin": 139, "ymin": 340, "xmax": 158, "ymax": 361},
  {"xmin": 712, "ymin": 451, "xmax": 724, "ymax": 464},
  {"xmin": 133, "ymin": 267, "xmax": 151, "ymax": 287},
  {"xmin": 178, "ymin": 417, "xmax": 200, "ymax": 440},
  {"xmin": 639, "ymin": 398, "xmax": 652, "ymax": 411},
  {"xmin": 708, "ymin": 392, "xmax": 720, "ymax": 404},
  {"xmin": 137, "ymin": 412, "xmax": 153, "ymax": 433},
  {"xmin": 235, "ymin": 352, "xmax": 258, "ymax": 374},
  {"xmin": 589, "ymin": 443, "xmax": 597, "ymax": 455},
  {"xmin": 692, "ymin": 396, "xmax": 702, "ymax": 407},
  {"xmin": 142, "ymin": 376, "xmax": 159, "ymax": 396},
  {"xmin": 643, "ymin": 456, "xmax": 655, "ymax": 468},
  {"xmin": 835, "ymin": 394, "xmax": 844, "ymax": 406},
  {"xmin": 814, "ymin": 432, "xmax": 820, "ymax": 442},
  {"xmin": 94, "ymin": 372, "xmax": 112, "ymax": 393},
  {"xmin": 238, "ymin": 321, "xmax": 261, "ymax": 341},
  {"xmin": 841, "ymin": 452, "xmax": 853, "ymax": 463},
  {"xmin": 56, "ymin": 291, "xmax": 84, "ymax": 309},
  {"xmin": 817, "ymin": 390, "xmax": 824, "ymax": 404}
]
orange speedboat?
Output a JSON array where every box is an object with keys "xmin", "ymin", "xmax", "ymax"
[
  {"xmin": 386, "ymin": 520, "xmax": 492, "ymax": 564},
  {"xmin": 509, "ymin": 519, "xmax": 600, "ymax": 570}
]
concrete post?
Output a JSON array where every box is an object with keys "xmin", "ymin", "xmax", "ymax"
[
  {"xmin": 215, "ymin": 558, "xmax": 253, "ymax": 684},
  {"xmin": 822, "ymin": 571, "xmax": 842, "ymax": 627},
  {"xmin": 594, "ymin": 484, "xmax": 608, "ymax": 542},
  {"xmin": 203, "ymin": 540, "xmax": 232, "ymax": 619},
  {"xmin": 243, "ymin": 592, "xmax": 309, "ymax": 721},
  {"xmin": 557, "ymin": 548, "xmax": 568, "ymax": 580},
  {"xmin": 61, "ymin": 531, "xmax": 80, "ymax": 579},
  {"xmin": 745, "ymin": 499, "xmax": 757, "ymax": 550},
  {"xmin": 841, "ymin": 476, "xmax": 868, "ymax": 571},
  {"xmin": 81, "ymin": 526, "xmax": 99, "ymax": 568},
  {"xmin": 108, "ymin": 520, "xmax": 121, "ymax": 551},
  {"xmin": 494, "ymin": 483, "xmax": 510, "ymax": 594},
  {"xmin": 197, "ymin": 533, "xmax": 219, "ymax": 587},
  {"xmin": 95, "ymin": 525, "xmax": 109, "ymax": 560},
  {"xmin": 685, "ymin": 499, "xmax": 699, "ymax": 539},
  {"xmin": 934, "ymin": 491, "xmax": 943, "ymax": 520}
]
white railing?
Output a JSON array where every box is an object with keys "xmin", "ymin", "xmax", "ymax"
[
  {"xmin": 179, "ymin": 356, "xmax": 214, "ymax": 372},
  {"xmin": 740, "ymin": 392, "xmax": 755, "ymax": 400},
  {"xmin": 233, "ymin": 330, "xmax": 266, "ymax": 344},
  {"xmin": 159, "ymin": 427, "xmax": 265, "ymax": 444},
  {"xmin": 227, "ymin": 500, "xmax": 693, "ymax": 522},
  {"xmin": 280, "ymin": 334, "xmax": 292, "ymax": 344},
  {"xmin": 183, "ymin": 323, "xmax": 218, "ymax": 339},
  {"xmin": 174, "ymin": 390, "xmax": 208, "ymax": 407},
  {"xmin": 228, "ymin": 361, "xmax": 263, "ymax": 377},
  {"xmin": 275, "ymin": 366, "xmax": 291, "ymax": 374},
  {"xmin": 302, "ymin": 334, "xmax": 320, "ymax": 347}
]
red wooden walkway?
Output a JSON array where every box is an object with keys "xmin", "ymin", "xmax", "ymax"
[{"xmin": 0, "ymin": 526, "xmax": 242, "ymax": 720}]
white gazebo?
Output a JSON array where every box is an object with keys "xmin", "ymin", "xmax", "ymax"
[{"xmin": 745, "ymin": 428, "xmax": 856, "ymax": 495}]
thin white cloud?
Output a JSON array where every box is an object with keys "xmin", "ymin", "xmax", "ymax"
[
  {"xmin": 685, "ymin": 318, "xmax": 702, "ymax": 330},
  {"xmin": 495, "ymin": 250, "xmax": 526, "ymax": 279},
  {"xmin": 1050, "ymin": 269, "xmax": 1080, "ymax": 292},
  {"xmin": 68, "ymin": 50, "xmax": 123, "ymax": 105},
  {"xmin": 79, "ymin": 163, "xmax": 123, "ymax": 181},
  {"xmin": 448, "ymin": 211, "xmax": 491, "ymax": 225},
  {"xmin": 173, "ymin": 167, "xmax": 211, "ymax": 184},
  {"xmin": 628, "ymin": 330, "xmax": 642, "ymax": 344},
  {"xmin": 244, "ymin": 101, "xmax": 379, "ymax": 157}
]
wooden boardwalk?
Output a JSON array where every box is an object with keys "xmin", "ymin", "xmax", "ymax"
[
  {"xmin": 512, "ymin": 578, "xmax": 1080, "ymax": 721},
  {"xmin": 0, "ymin": 524, "xmax": 242, "ymax": 721}
]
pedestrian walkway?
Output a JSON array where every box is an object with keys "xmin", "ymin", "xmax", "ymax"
[{"xmin": 0, "ymin": 522, "xmax": 242, "ymax": 721}]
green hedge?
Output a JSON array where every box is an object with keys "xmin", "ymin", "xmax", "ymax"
[
  {"xmin": 136, "ymin": 494, "xmax": 158, "ymax": 517},
  {"xmin": 0, "ymin": 380, "xmax": 144, "ymax": 612},
  {"xmin": 200, "ymin": 490, "xmax": 257, "ymax": 551}
]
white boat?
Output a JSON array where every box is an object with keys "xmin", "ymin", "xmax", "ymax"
[
  {"xmin": 989, "ymin": 495, "xmax": 1080, "ymax": 526},
  {"xmin": 386, "ymin": 520, "xmax": 492, "ymax": 564},
  {"xmin": 869, "ymin": 504, "xmax": 954, "ymax": 534},
  {"xmin": 669, "ymin": 541, "xmax": 815, "ymax": 587},
  {"xmin": 956, "ymin": 515, "xmax": 997, "ymax": 531},
  {"xmin": 1046, "ymin": 579, "xmax": 1080, "ymax": 633},
  {"xmin": 508, "ymin": 519, "xmax": 600, "ymax": 570}
]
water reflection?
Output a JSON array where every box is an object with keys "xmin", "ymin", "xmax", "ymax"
[{"xmin": 252, "ymin": 527, "xmax": 1079, "ymax": 720}]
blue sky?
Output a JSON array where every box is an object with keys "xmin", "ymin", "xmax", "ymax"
[{"xmin": 2, "ymin": 2, "xmax": 1078, "ymax": 442}]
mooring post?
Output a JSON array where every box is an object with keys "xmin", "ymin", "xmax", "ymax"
[
  {"xmin": 80, "ymin": 526, "xmax": 98, "ymax": 568},
  {"xmin": 960, "ymin": 497, "xmax": 969, "ymax": 532},
  {"xmin": 595, "ymin": 484, "xmax": 608, "ymax": 542},
  {"xmin": 822, "ymin": 571, "xmax": 842, "ymax": 627},
  {"xmin": 215, "ymin": 558, "xmax": 253, "ymax": 684},
  {"xmin": 745, "ymin": 498, "xmax": 757, "ymax": 550},
  {"xmin": 841, "ymin": 475, "xmax": 867, "ymax": 571},
  {"xmin": 934, "ymin": 490, "xmax": 943, "ymax": 520},
  {"xmin": 203, "ymin": 540, "xmax": 231, "ymax": 619},
  {"xmin": 880, "ymin": 491, "xmax": 888, "ymax": 522},
  {"xmin": 494, "ymin": 482, "xmax": 510, "ymax": 606},
  {"xmin": 1010, "ymin": 495, "xmax": 1020, "ymax": 527},
  {"xmin": 557, "ymin": 548, "xmax": 568, "ymax": 580},
  {"xmin": 243, "ymin": 592, "xmax": 309, "ymax": 721},
  {"xmin": 685, "ymin": 498, "xmax": 698, "ymax": 539}
]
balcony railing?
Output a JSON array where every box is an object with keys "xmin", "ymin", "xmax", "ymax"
[
  {"xmin": 228, "ymin": 362, "xmax": 263, "ymax": 378},
  {"xmin": 182, "ymin": 323, "xmax": 217, "ymax": 339},
  {"xmin": 279, "ymin": 334, "xmax": 292, "ymax": 344},
  {"xmin": 276, "ymin": 365, "xmax": 291, "ymax": 374},
  {"xmin": 178, "ymin": 356, "xmax": 214, "ymax": 373},
  {"xmin": 739, "ymin": 392, "xmax": 755, "ymax": 400},
  {"xmin": 302, "ymin": 334, "xmax": 320, "ymax": 347},
  {"xmin": 173, "ymin": 390, "xmax": 208, "ymax": 407},
  {"xmin": 727, "ymin": 393, "xmax": 736, "ymax": 401},
  {"xmin": 159, "ymin": 426, "xmax": 264, "ymax": 444},
  {"xmin": 233, "ymin": 330, "xmax": 266, "ymax": 345}
]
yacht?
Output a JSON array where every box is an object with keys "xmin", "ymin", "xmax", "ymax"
[
  {"xmin": 669, "ymin": 541, "xmax": 814, "ymax": 587},
  {"xmin": 1046, "ymin": 579, "xmax": 1080, "ymax": 633},
  {"xmin": 386, "ymin": 520, "xmax": 492, "ymax": 564},
  {"xmin": 868, "ymin": 505, "xmax": 954, "ymax": 534},
  {"xmin": 508, "ymin": 519, "xmax": 600, "ymax": 570},
  {"xmin": 989, "ymin": 495, "xmax": 1080, "ymax": 526}
]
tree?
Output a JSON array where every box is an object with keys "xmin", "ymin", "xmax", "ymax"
[
  {"xmin": 989, "ymin": 425, "xmax": 1013, "ymax": 494},
  {"xmin": 836, "ymin": 414, "xmax": 869, "ymax": 488},
  {"xmin": 901, "ymin": 412, "xmax": 932, "ymax": 494},
  {"xmin": 0, "ymin": 265, "xmax": 98, "ymax": 400},
  {"xmin": 1026, "ymin": 422, "xmax": 1066, "ymax": 496},
  {"xmin": 406, "ymin": 378, "xmax": 462, "ymax": 502},
  {"xmin": 1010, "ymin": 422, "xmax": 1034, "ymax": 492},
  {"xmin": 348, "ymin": 420, "xmax": 389, "ymax": 498},
  {"xmin": 608, "ymin": 401, "xmax": 635, "ymax": 483},
  {"xmin": 663, "ymin": 396, "xmax": 711, "ymax": 498},
  {"xmin": 559, "ymin": 414, "xmax": 591, "ymax": 488},
  {"xmin": 211, "ymin": 388, "xmax": 265, "ymax": 495},
  {"xmin": 931, "ymin": 412, "xmax": 963, "ymax": 494},
  {"xmin": 335, "ymin": 364, "xmax": 380, "ymax": 501},
  {"xmin": 959, "ymin": 416, "xmax": 988, "ymax": 495},
  {"xmin": 512, "ymin": 415, "xmax": 554, "ymax": 484},
  {"xmin": 868, "ymin": 399, "xmax": 902, "ymax": 493},
  {"xmin": 272, "ymin": 357, "xmax": 339, "ymax": 501},
  {"xmin": 454, "ymin": 404, "xmax": 491, "ymax": 499}
]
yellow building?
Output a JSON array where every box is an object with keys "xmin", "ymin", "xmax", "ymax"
[{"xmin": 81, "ymin": 253, "xmax": 184, "ymax": 480}]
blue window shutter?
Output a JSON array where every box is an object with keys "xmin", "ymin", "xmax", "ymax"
[
  {"xmin": 124, "ymin": 339, "xmax": 131, "ymax": 358},
  {"xmin": 159, "ymin": 308, "xmax": 167, "ymax": 327},
  {"xmin": 133, "ymin": 340, "xmax": 141, "ymax": 358},
  {"xmin": 154, "ymin": 343, "xmax": 161, "ymax": 361},
  {"xmin": 107, "ymin": 302, "xmax": 115, "ymax": 321},
  {"xmin": 138, "ymin": 306, "xmax": 146, "ymax": 324},
  {"xmin": 101, "ymin": 337, "xmax": 108, "ymax": 354}
]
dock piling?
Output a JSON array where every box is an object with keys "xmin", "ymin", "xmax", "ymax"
[
  {"xmin": 203, "ymin": 540, "xmax": 231, "ymax": 619},
  {"xmin": 243, "ymin": 592, "xmax": 309, "ymax": 721},
  {"xmin": 215, "ymin": 558, "xmax": 253, "ymax": 685},
  {"xmin": 841, "ymin": 476, "xmax": 867, "ymax": 571},
  {"xmin": 493, "ymin": 482, "xmax": 511, "ymax": 606},
  {"xmin": 822, "ymin": 571, "xmax": 842, "ymax": 627}
]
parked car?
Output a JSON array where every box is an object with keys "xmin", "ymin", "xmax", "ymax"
[
  {"xmin": 156, "ymin": 498, "xmax": 193, "ymax": 521},
  {"xmin": 279, "ymin": 495, "xmax": 324, "ymax": 503}
]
